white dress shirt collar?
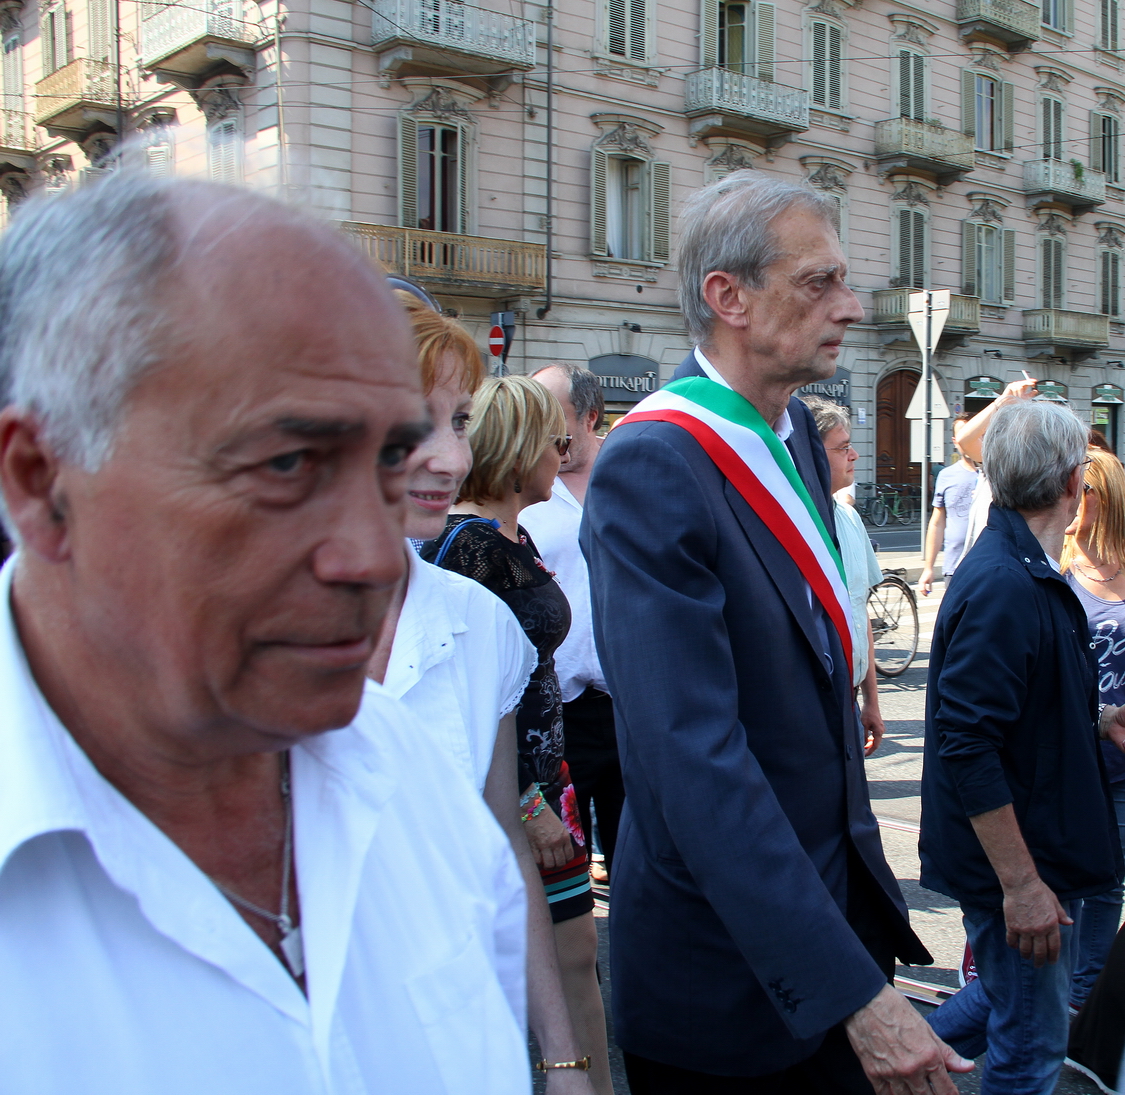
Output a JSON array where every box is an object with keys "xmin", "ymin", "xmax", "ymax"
[{"xmin": 693, "ymin": 347, "xmax": 794, "ymax": 442}]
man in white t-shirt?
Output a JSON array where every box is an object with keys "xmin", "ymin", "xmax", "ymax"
[
  {"xmin": 522, "ymin": 364, "xmax": 625, "ymax": 878},
  {"xmin": 919, "ymin": 414, "xmax": 979, "ymax": 595}
]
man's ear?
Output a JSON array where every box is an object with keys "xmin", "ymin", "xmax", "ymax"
[
  {"xmin": 0, "ymin": 408, "xmax": 72, "ymax": 562},
  {"xmin": 701, "ymin": 271, "xmax": 751, "ymax": 331},
  {"xmin": 585, "ymin": 406, "xmax": 601, "ymax": 434}
]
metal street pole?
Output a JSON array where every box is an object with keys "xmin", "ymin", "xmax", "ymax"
[{"xmin": 922, "ymin": 293, "xmax": 931, "ymax": 556}]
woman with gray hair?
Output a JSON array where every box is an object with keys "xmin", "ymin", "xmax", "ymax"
[
  {"xmin": 802, "ymin": 395, "xmax": 884, "ymax": 754},
  {"xmin": 921, "ymin": 398, "xmax": 1125, "ymax": 1094}
]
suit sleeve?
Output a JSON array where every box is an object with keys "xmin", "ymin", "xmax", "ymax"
[{"xmin": 581, "ymin": 425, "xmax": 887, "ymax": 1039}]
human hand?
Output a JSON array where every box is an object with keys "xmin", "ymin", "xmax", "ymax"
[
  {"xmin": 523, "ymin": 805, "xmax": 574, "ymax": 870},
  {"xmin": 1101, "ymin": 705, "xmax": 1125, "ymax": 753},
  {"xmin": 844, "ymin": 984, "xmax": 974, "ymax": 1094},
  {"xmin": 862, "ymin": 705, "xmax": 885, "ymax": 756},
  {"xmin": 1000, "ymin": 378, "xmax": 1038, "ymax": 402},
  {"xmin": 918, "ymin": 566, "xmax": 933, "ymax": 596},
  {"xmin": 1002, "ymin": 877, "xmax": 1072, "ymax": 966}
]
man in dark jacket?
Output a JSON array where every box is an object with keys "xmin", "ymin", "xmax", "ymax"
[{"xmin": 922, "ymin": 398, "xmax": 1125, "ymax": 1095}]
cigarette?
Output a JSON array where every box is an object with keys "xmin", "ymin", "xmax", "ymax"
[{"xmin": 1021, "ymin": 370, "xmax": 1033, "ymax": 381}]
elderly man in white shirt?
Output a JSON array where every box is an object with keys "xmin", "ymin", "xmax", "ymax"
[
  {"xmin": 522, "ymin": 364, "xmax": 624, "ymax": 877},
  {"xmin": 0, "ymin": 174, "xmax": 529, "ymax": 1095}
]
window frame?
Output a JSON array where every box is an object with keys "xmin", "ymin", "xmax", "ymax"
[
  {"xmin": 892, "ymin": 205, "xmax": 927, "ymax": 290},
  {"xmin": 398, "ymin": 110, "xmax": 475, "ymax": 236},
  {"xmin": 962, "ymin": 69, "xmax": 1014, "ymax": 154},
  {"xmin": 1103, "ymin": 0, "xmax": 1120, "ymax": 49},
  {"xmin": 1092, "ymin": 111, "xmax": 1121, "ymax": 183},
  {"xmin": 1041, "ymin": 95, "xmax": 1065, "ymax": 161},
  {"xmin": 895, "ymin": 47, "xmax": 926, "ymax": 122},
  {"xmin": 1100, "ymin": 247, "xmax": 1122, "ymax": 316},
  {"xmin": 590, "ymin": 145, "xmax": 671, "ymax": 265},
  {"xmin": 1040, "ymin": 235, "xmax": 1066, "ymax": 309},
  {"xmin": 206, "ymin": 115, "xmax": 242, "ymax": 186},
  {"xmin": 39, "ymin": 3, "xmax": 70, "ymax": 77},
  {"xmin": 962, "ymin": 220, "xmax": 1016, "ymax": 305},
  {"xmin": 809, "ymin": 17, "xmax": 844, "ymax": 112},
  {"xmin": 605, "ymin": 0, "xmax": 650, "ymax": 65}
]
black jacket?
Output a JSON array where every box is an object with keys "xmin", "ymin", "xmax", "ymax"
[{"xmin": 920, "ymin": 505, "xmax": 1123, "ymax": 907}]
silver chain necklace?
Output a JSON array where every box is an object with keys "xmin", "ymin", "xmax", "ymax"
[
  {"xmin": 210, "ymin": 752, "xmax": 304, "ymax": 979},
  {"xmin": 1074, "ymin": 558, "xmax": 1124, "ymax": 584}
]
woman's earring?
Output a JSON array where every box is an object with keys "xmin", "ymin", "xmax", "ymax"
[{"xmin": 514, "ymin": 477, "xmax": 522, "ymax": 494}]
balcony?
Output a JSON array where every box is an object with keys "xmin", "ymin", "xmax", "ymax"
[
  {"xmin": 956, "ymin": 0, "xmax": 1040, "ymax": 49},
  {"xmin": 140, "ymin": 0, "xmax": 258, "ymax": 80},
  {"xmin": 0, "ymin": 110, "xmax": 36, "ymax": 160},
  {"xmin": 873, "ymin": 289, "xmax": 980, "ymax": 346},
  {"xmin": 684, "ymin": 67, "xmax": 809, "ymax": 142},
  {"xmin": 1022, "ymin": 308, "xmax": 1109, "ymax": 358},
  {"xmin": 1023, "ymin": 159, "xmax": 1106, "ymax": 214},
  {"xmin": 341, "ymin": 223, "xmax": 546, "ymax": 293},
  {"xmin": 873, "ymin": 118, "xmax": 974, "ymax": 184},
  {"xmin": 35, "ymin": 59, "xmax": 116, "ymax": 137},
  {"xmin": 371, "ymin": 0, "xmax": 536, "ymax": 78}
]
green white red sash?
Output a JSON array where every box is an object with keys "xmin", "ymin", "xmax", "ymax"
[{"xmin": 618, "ymin": 376, "xmax": 853, "ymax": 674}]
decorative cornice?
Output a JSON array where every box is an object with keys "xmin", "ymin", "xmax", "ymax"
[
  {"xmin": 887, "ymin": 12, "xmax": 937, "ymax": 45},
  {"xmin": 1038, "ymin": 212, "xmax": 1069, "ymax": 235},
  {"xmin": 970, "ymin": 48, "xmax": 1003, "ymax": 71},
  {"xmin": 1097, "ymin": 223, "xmax": 1125, "ymax": 248},
  {"xmin": 807, "ymin": 0, "xmax": 845, "ymax": 18},
  {"xmin": 707, "ymin": 143, "xmax": 757, "ymax": 173},
  {"xmin": 0, "ymin": 168, "xmax": 28, "ymax": 205},
  {"xmin": 81, "ymin": 131, "xmax": 116, "ymax": 166},
  {"xmin": 807, "ymin": 162, "xmax": 849, "ymax": 190},
  {"xmin": 407, "ymin": 87, "xmax": 473, "ymax": 123},
  {"xmin": 0, "ymin": 0, "xmax": 23, "ymax": 35},
  {"xmin": 892, "ymin": 180, "xmax": 931, "ymax": 206},
  {"xmin": 1034, "ymin": 65, "xmax": 1073, "ymax": 92},
  {"xmin": 594, "ymin": 122, "xmax": 653, "ymax": 156},
  {"xmin": 1096, "ymin": 88, "xmax": 1124, "ymax": 114},
  {"xmin": 969, "ymin": 198, "xmax": 1005, "ymax": 223}
]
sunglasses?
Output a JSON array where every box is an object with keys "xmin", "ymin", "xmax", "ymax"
[{"xmin": 553, "ymin": 436, "xmax": 572, "ymax": 457}]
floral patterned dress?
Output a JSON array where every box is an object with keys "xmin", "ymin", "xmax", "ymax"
[{"xmin": 423, "ymin": 514, "xmax": 594, "ymax": 922}]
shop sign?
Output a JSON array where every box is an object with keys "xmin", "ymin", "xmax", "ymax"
[
  {"xmin": 966, "ymin": 375, "xmax": 1003, "ymax": 399},
  {"xmin": 1094, "ymin": 383, "xmax": 1124, "ymax": 404},
  {"xmin": 1036, "ymin": 380, "xmax": 1068, "ymax": 402},
  {"xmin": 798, "ymin": 366, "xmax": 851, "ymax": 407},
  {"xmin": 587, "ymin": 354, "xmax": 660, "ymax": 403}
]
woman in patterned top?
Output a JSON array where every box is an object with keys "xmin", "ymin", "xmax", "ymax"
[{"xmin": 423, "ymin": 375, "xmax": 611, "ymax": 1095}]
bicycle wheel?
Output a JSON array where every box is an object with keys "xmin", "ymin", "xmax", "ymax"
[
  {"xmin": 868, "ymin": 575, "xmax": 920, "ymax": 677},
  {"xmin": 870, "ymin": 498, "xmax": 888, "ymax": 526},
  {"xmin": 898, "ymin": 496, "xmax": 918, "ymax": 525}
]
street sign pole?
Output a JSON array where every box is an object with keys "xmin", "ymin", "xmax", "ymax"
[{"xmin": 907, "ymin": 290, "xmax": 951, "ymax": 555}]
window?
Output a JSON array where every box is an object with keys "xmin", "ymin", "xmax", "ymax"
[
  {"xmin": 2, "ymin": 30, "xmax": 23, "ymax": 113},
  {"xmin": 897, "ymin": 49, "xmax": 925, "ymax": 122},
  {"xmin": 88, "ymin": 0, "xmax": 111, "ymax": 63},
  {"xmin": 1101, "ymin": 249, "xmax": 1121, "ymax": 316},
  {"xmin": 145, "ymin": 127, "xmax": 174, "ymax": 177},
  {"xmin": 40, "ymin": 3, "xmax": 69, "ymax": 76},
  {"xmin": 1042, "ymin": 0, "xmax": 1070, "ymax": 31},
  {"xmin": 607, "ymin": 0, "xmax": 646, "ymax": 62},
  {"xmin": 1041, "ymin": 236, "xmax": 1065, "ymax": 308},
  {"xmin": 399, "ymin": 115, "xmax": 470, "ymax": 234},
  {"xmin": 810, "ymin": 20, "xmax": 842, "ymax": 110},
  {"xmin": 1103, "ymin": 0, "xmax": 1120, "ymax": 49},
  {"xmin": 962, "ymin": 222, "xmax": 1016, "ymax": 304},
  {"xmin": 207, "ymin": 117, "xmax": 241, "ymax": 185},
  {"xmin": 962, "ymin": 71, "xmax": 1014, "ymax": 153},
  {"xmin": 702, "ymin": 0, "xmax": 774, "ymax": 81},
  {"xmin": 590, "ymin": 149, "xmax": 670, "ymax": 263},
  {"xmin": 1092, "ymin": 112, "xmax": 1121, "ymax": 183},
  {"xmin": 1042, "ymin": 97, "xmax": 1064, "ymax": 160},
  {"xmin": 893, "ymin": 208, "xmax": 926, "ymax": 289}
]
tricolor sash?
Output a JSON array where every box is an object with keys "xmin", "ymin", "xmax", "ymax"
[{"xmin": 617, "ymin": 376, "xmax": 853, "ymax": 675}]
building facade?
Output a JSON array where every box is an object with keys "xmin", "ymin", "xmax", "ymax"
[{"xmin": 4, "ymin": 0, "xmax": 1125, "ymax": 483}]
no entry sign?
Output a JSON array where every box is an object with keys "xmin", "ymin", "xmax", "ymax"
[{"xmin": 488, "ymin": 326, "xmax": 505, "ymax": 357}]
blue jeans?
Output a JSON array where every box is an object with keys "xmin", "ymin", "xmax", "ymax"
[
  {"xmin": 927, "ymin": 901, "xmax": 1078, "ymax": 1095},
  {"xmin": 1071, "ymin": 785, "xmax": 1125, "ymax": 1009}
]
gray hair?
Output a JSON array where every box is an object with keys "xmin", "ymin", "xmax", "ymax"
[
  {"xmin": 800, "ymin": 394, "xmax": 850, "ymax": 440},
  {"xmin": 534, "ymin": 362, "xmax": 605, "ymax": 429},
  {"xmin": 677, "ymin": 170, "xmax": 840, "ymax": 345},
  {"xmin": 983, "ymin": 400, "xmax": 1088, "ymax": 512}
]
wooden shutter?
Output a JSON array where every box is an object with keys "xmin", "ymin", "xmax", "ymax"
[
  {"xmin": 88, "ymin": 0, "xmax": 110, "ymax": 62},
  {"xmin": 1092, "ymin": 111, "xmax": 1106, "ymax": 172},
  {"xmin": 1042, "ymin": 237, "xmax": 1064, "ymax": 308},
  {"xmin": 456, "ymin": 123, "xmax": 470, "ymax": 234},
  {"xmin": 897, "ymin": 209, "xmax": 924, "ymax": 288},
  {"xmin": 2, "ymin": 34, "xmax": 22, "ymax": 113},
  {"xmin": 912, "ymin": 51, "xmax": 925, "ymax": 121},
  {"xmin": 1043, "ymin": 97, "xmax": 1063, "ymax": 160},
  {"xmin": 146, "ymin": 140, "xmax": 172, "ymax": 178},
  {"xmin": 961, "ymin": 70, "xmax": 976, "ymax": 140},
  {"xmin": 962, "ymin": 220, "xmax": 978, "ymax": 296},
  {"xmin": 701, "ymin": 0, "xmax": 718, "ymax": 66},
  {"xmin": 54, "ymin": 7, "xmax": 69, "ymax": 70},
  {"xmin": 754, "ymin": 2, "xmax": 774, "ymax": 82},
  {"xmin": 898, "ymin": 50, "xmax": 924, "ymax": 121},
  {"xmin": 590, "ymin": 147, "xmax": 608, "ymax": 257},
  {"xmin": 1103, "ymin": 0, "xmax": 1120, "ymax": 48},
  {"xmin": 207, "ymin": 119, "xmax": 239, "ymax": 184},
  {"xmin": 1111, "ymin": 115, "xmax": 1121, "ymax": 182},
  {"xmin": 1111, "ymin": 251, "xmax": 1121, "ymax": 317},
  {"xmin": 627, "ymin": 0, "xmax": 646, "ymax": 61},
  {"xmin": 649, "ymin": 160, "xmax": 670, "ymax": 263},
  {"xmin": 398, "ymin": 114, "xmax": 418, "ymax": 230},
  {"xmin": 1002, "ymin": 229, "xmax": 1016, "ymax": 304},
  {"xmin": 811, "ymin": 21, "xmax": 840, "ymax": 109},
  {"xmin": 1001, "ymin": 81, "xmax": 1015, "ymax": 153},
  {"xmin": 608, "ymin": 0, "xmax": 627, "ymax": 57}
]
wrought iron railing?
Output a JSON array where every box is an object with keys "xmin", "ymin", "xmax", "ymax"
[
  {"xmin": 341, "ymin": 223, "xmax": 547, "ymax": 291},
  {"xmin": 956, "ymin": 0, "xmax": 1041, "ymax": 39},
  {"xmin": 371, "ymin": 0, "xmax": 536, "ymax": 68},
  {"xmin": 0, "ymin": 109, "xmax": 35, "ymax": 151},
  {"xmin": 872, "ymin": 289, "xmax": 980, "ymax": 330},
  {"xmin": 141, "ymin": 0, "xmax": 257, "ymax": 66},
  {"xmin": 35, "ymin": 59, "xmax": 115, "ymax": 125},
  {"xmin": 684, "ymin": 67, "xmax": 809, "ymax": 131},
  {"xmin": 1023, "ymin": 159, "xmax": 1107, "ymax": 205}
]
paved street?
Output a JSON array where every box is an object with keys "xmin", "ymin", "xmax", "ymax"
[{"xmin": 577, "ymin": 575, "xmax": 1107, "ymax": 1094}]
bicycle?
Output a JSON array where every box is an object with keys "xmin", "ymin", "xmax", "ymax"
[{"xmin": 868, "ymin": 568, "xmax": 919, "ymax": 677}]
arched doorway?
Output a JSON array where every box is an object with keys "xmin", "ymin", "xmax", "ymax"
[{"xmin": 876, "ymin": 369, "xmax": 920, "ymax": 486}]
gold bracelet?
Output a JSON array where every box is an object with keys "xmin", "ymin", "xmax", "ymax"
[{"xmin": 534, "ymin": 1056, "xmax": 591, "ymax": 1072}]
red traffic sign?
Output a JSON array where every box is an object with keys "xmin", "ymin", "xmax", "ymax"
[{"xmin": 488, "ymin": 325, "xmax": 506, "ymax": 357}]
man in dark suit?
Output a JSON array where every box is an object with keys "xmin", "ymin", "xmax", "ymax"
[{"xmin": 581, "ymin": 171, "xmax": 972, "ymax": 1093}]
